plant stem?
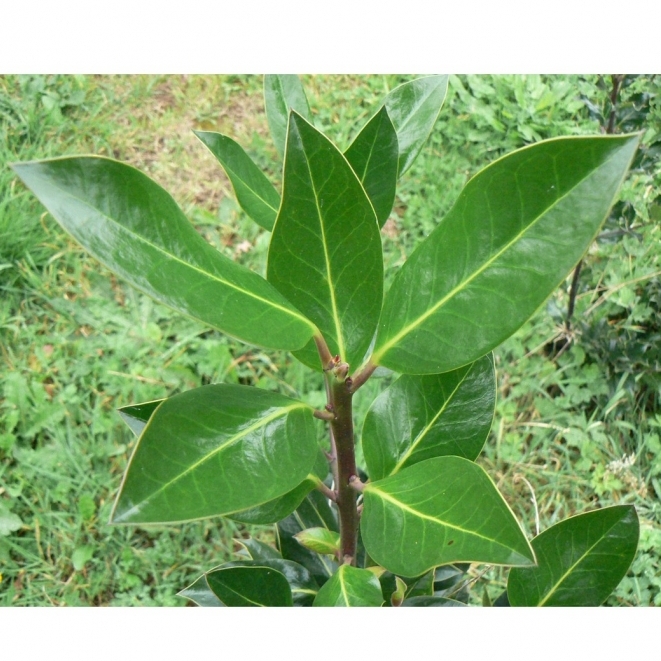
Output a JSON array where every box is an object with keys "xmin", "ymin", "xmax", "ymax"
[{"xmin": 328, "ymin": 377, "xmax": 359, "ymax": 563}]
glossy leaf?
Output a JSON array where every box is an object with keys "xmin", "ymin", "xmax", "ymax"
[
  {"xmin": 294, "ymin": 527, "xmax": 340, "ymax": 556},
  {"xmin": 402, "ymin": 596, "xmax": 466, "ymax": 607},
  {"xmin": 264, "ymin": 74, "xmax": 313, "ymax": 158},
  {"xmin": 384, "ymin": 75, "xmax": 449, "ymax": 175},
  {"xmin": 277, "ymin": 491, "xmax": 338, "ymax": 586},
  {"xmin": 434, "ymin": 563, "xmax": 470, "ymax": 599},
  {"xmin": 372, "ymin": 134, "xmax": 641, "ymax": 374},
  {"xmin": 206, "ymin": 565, "xmax": 292, "ymax": 607},
  {"xmin": 313, "ymin": 565, "xmax": 384, "ymax": 607},
  {"xmin": 221, "ymin": 560, "xmax": 318, "ymax": 607},
  {"xmin": 110, "ymin": 384, "xmax": 318, "ymax": 524},
  {"xmin": 508, "ymin": 505, "xmax": 639, "ymax": 607},
  {"xmin": 267, "ymin": 112, "xmax": 383, "ymax": 369},
  {"xmin": 391, "ymin": 576, "xmax": 407, "ymax": 606},
  {"xmin": 344, "ymin": 106, "xmax": 398, "ymax": 225},
  {"xmin": 11, "ymin": 157, "xmax": 315, "ymax": 352},
  {"xmin": 195, "ymin": 131, "xmax": 280, "ymax": 231},
  {"xmin": 237, "ymin": 538, "xmax": 282, "ymax": 562},
  {"xmin": 228, "ymin": 449, "xmax": 329, "ymax": 525},
  {"xmin": 118, "ymin": 399, "xmax": 163, "ymax": 437},
  {"xmin": 362, "ymin": 354, "xmax": 495, "ymax": 481},
  {"xmin": 177, "ymin": 574, "xmax": 224, "ymax": 607},
  {"xmin": 361, "ymin": 456, "xmax": 535, "ymax": 577}
]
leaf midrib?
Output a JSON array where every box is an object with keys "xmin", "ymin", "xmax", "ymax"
[
  {"xmin": 37, "ymin": 171, "xmax": 314, "ymax": 331},
  {"xmin": 297, "ymin": 124, "xmax": 347, "ymax": 360},
  {"xmin": 365, "ymin": 484, "xmax": 518, "ymax": 551},
  {"xmin": 390, "ymin": 365, "xmax": 472, "ymax": 475},
  {"xmin": 120, "ymin": 403, "xmax": 307, "ymax": 517},
  {"xmin": 536, "ymin": 514, "xmax": 627, "ymax": 607},
  {"xmin": 372, "ymin": 143, "xmax": 625, "ymax": 363}
]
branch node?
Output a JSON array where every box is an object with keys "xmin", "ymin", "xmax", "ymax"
[
  {"xmin": 348, "ymin": 475, "xmax": 366, "ymax": 492},
  {"xmin": 313, "ymin": 408, "xmax": 335, "ymax": 421}
]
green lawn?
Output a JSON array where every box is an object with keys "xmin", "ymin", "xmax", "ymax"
[{"xmin": 1, "ymin": 74, "xmax": 659, "ymax": 605}]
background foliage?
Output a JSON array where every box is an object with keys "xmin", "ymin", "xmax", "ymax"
[{"xmin": 1, "ymin": 74, "xmax": 659, "ymax": 606}]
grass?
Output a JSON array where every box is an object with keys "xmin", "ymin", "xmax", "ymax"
[{"xmin": 1, "ymin": 74, "xmax": 660, "ymax": 606}]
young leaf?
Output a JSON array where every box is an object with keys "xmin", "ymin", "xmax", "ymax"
[
  {"xmin": 206, "ymin": 565, "xmax": 293, "ymax": 607},
  {"xmin": 361, "ymin": 456, "xmax": 535, "ymax": 577},
  {"xmin": 110, "ymin": 384, "xmax": 318, "ymax": 524},
  {"xmin": 11, "ymin": 157, "xmax": 315, "ymax": 352},
  {"xmin": 313, "ymin": 565, "xmax": 384, "ymax": 607},
  {"xmin": 177, "ymin": 574, "xmax": 224, "ymax": 607},
  {"xmin": 118, "ymin": 399, "xmax": 163, "ymax": 437},
  {"xmin": 194, "ymin": 131, "xmax": 280, "ymax": 231},
  {"xmin": 267, "ymin": 112, "xmax": 383, "ymax": 369},
  {"xmin": 507, "ymin": 505, "xmax": 639, "ymax": 607},
  {"xmin": 384, "ymin": 75, "xmax": 449, "ymax": 175},
  {"xmin": 294, "ymin": 527, "xmax": 340, "ymax": 556},
  {"xmin": 221, "ymin": 560, "xmax": 319, "ymax": 607},
  {"xmin": 362, "ymin": 353, "xmax": 495, "ymax": 481},
  {"xmin": 344, "ymin": 106, "xmax": 398, "ymax": 225},
  {"xmin": 264, "ymin": 74, "xmax": 313, "ymax": 158},
  {"xmin": 372, "ymin": 134, "xmax": 641, "ymax": 374},
  {"xmin": 390, "ymin": 576, "xmax": 407, "ymax": 607}
]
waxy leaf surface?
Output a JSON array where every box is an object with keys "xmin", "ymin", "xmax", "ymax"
[
  {"xmin": 221, "ymin": 560, "xmax": 318, "ymax": 607},
  {"xmin": 362, "ymin": 353, "xmax": 495, "ymax": 481},
  {"xmin": 294, "ymin": 527, "xmax": 340, "ymax": 556},
  {"xmin": 361, "ymin": 457, "xmax": 535, "ymax": 577},
  {"xmin": 237, "ymin": 538, "xmax": 282, "ymax": 562},
  {"xmin": 344, "ymin": 106, "xmax": 398, "ymax": 225},
  {"xmin": 402, "ymin": 596, "xmax": 466, "ymax": 607},
  {"xmin": 384, "ymin": 75, "xmax": 449, "ymax": 175},
  {"xmin": 177, "ymin": 574, "xmax": 224, "ymax": 607},
  {"xmin": 195, "ymin": 131, "xmax": 280, "ymax": 231},
  {"xmin": 206, "ymin": 565, "xmax": 292, "ymax": 607},
  {"xmin": 111, "ymin": 384, "xmax": 318, "ymax": 524},
  {"xmin": 264, "ymin": 74, "xmax": 313, "ymax": 158},
  {"xmin": 268, "ymin": 113, "xmax": 383, "ymax": 368},
  {"xmin": 372, "ymin": 135, "xmax": 640, "ymax": 374},
  {"xmin": 508, "ymin": 505, "xmax": 639, "ymax": 607},
  {"xmin": 313, "ymin": 565, "xmax": 384, "ymax": 607},
  {"xmin": 228, "ymin": 449, "xmax": 329, "ymax": 525},
  {"xmin": 11, "ymin": 158, "xmax": 315, "ymax": 352},
  {"xmin": 118, "ymin": 399, "xmax": 163, "ymax": 437}
]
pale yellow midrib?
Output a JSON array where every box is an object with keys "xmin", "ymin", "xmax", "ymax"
[
  {"xmin": 371, "ymin": 149, "xmax": 621, "ymax": 363},
  {"xmin": 134, "ymin": 403, "xmax": 306, "ymax": 508},
  {"xmin": 390, "ymin": 366, "xmax": 472, "ymax": 475},
  {"xmin": 300, "ymin": 138, "xmax": 346, "ymax": 360},
  {"xmin": 43, "ymin": 177, "xmax": 314, "ymax": 331}
]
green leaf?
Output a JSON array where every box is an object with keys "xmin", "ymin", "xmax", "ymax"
[
  {"xmin": 507, "ymin": 505, "xmax": 639, "ymax": 607},
  {"xmin": 236, "ymin": 538, "xmax": 282, "ymax": 562},
  {"xmin": 294, "ymin": 527, "xmax": 340, "ymax": 556},
  {"xmin": 402, "ymin": 596, "xmax": 466, "ymax": 607},
  {"xmin": 361, "ymin": 456, "xmax": 535, "ymax": 577},
  {"xmin": 194, "ymin": 131, "xmax": 280, "ymax": 231},
  {"xmin": 277, "ymin": 491, "xmax": 338, "ymax": 585},
  {"xmin": 222, "ymin": 559, "xmax": 319, "ymax": 607},
  {"xmin": 110, "ymin": 384, "xmax": 318, "ymax": 524},
  {"xmin": 118, "ymin": 399, "xmax": 163, "ymax": 436},
  {"xmin": 313, "ymin": 565, "xmax": 384, "ymax": 607},
  {"xmin": 391, "ymin": 576, "xmax": 407, "ymax": 606},
  {"xmin": 344, "ymin": 106, "xmax": 398, "ymax": 225},
  {"xmin": 206, "ymin": 565, "xmax": 293, "ymax": 607},
  {"xmin": 362, "ymin": 353, "xmax": 495, "ymax": 481},
  {"xmin": 178, "ymin": 574, "xmax": 224, "ymax": 607},
  {"xmin": 372, "ymin": 134, "xmax": 641, "ymax": 374},
  {"xmin": 228, "ymin": 448, "xmax": 329, "ymax": 525},
  {"xmin": 11, "ymin": 157, "xmax": 315, "ymax": 352},
  {"xmin": 264, "ymin": 74, "xmax": 313, "ymax": 158},
  {"xmin": 384, "ymin": 75, "xmax": 449, "ymax": 175},
  {"xmin": 267, "ymin": 112, "xmax": 383, "ymax": 369}
]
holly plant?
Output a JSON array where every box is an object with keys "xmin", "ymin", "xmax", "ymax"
[{"xmin": 11, "ymin": 75, "xmax": 641, "ymax": 607}]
